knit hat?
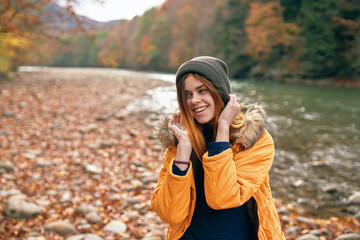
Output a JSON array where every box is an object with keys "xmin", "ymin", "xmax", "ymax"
[{"xmin": 175, "ymin": 56, "xmax": 231, "ymax": 104}]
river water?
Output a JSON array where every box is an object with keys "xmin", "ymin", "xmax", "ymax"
[
  {"xmin": 127, "ymin": 72, "xmax": 360, "ymax": 218},
  {"xmin": 20, "ymin": 67, "xmax": 360, "ymax": 217}
]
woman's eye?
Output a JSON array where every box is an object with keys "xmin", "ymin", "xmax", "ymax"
[
  {"xmin": 185, "ymin": 93, "xmax": 191, "ymax": 99},
  {"xmin": 199, "ymin": 89, "xmax": 208, "ymax": 93}
]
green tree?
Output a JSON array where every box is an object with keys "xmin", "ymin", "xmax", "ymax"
[
  {"xmin": 221, "ymin": 0, "xmax": 254, "ymax": 78},
  {"xmin": 300, "ymin": 0, "xmax": 339, "ymax": 78}
]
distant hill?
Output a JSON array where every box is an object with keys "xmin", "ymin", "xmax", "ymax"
[{"xmin": 41, "ymin": 1, "xmax": 122, "ymax": 34}]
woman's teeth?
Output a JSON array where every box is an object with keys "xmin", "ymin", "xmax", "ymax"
[{"xmin": 194, "ymin": 107, "xmax": 207, "ymax": 113}]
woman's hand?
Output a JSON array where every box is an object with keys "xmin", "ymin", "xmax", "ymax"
[
  {"xmin": 168, "ymin": 113, "xmax": 190, "ymax": 143},
  {"xmin": 168, "ymin": 113, "xmax": 192, "ymax": 170},
  {"xmin": 216, "ymin": 94, "xmax": 240, "ymax": 142}
]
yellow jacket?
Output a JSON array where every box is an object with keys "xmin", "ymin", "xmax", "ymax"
[{"xmin": 151, "ymin": 104, "xmax": 285, "ymax": 239}]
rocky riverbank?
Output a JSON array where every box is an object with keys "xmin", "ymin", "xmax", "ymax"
[{"xmin": 0, "ymin": 69, "xmax": 359, "ymax": 240}]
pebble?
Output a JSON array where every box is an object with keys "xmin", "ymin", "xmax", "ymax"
[
  {"xmin": 4, "ymin": 194, "xmax": 42, "ymax": 219},
  {"xmin": 67, "ymin": 234, "xmax": 103, "ymax": 240},
  {"xmin": 2, "ymin": 111, "xmax": 16, "ymax": 117},
  {"xmin": 131, "ymin": 179, "xmax": 144, "ymax": 189},
  {"xmin": 354, "ymin": 212, "xmax": 360, "ymax": 221},
  {"xmin": 75, "ymin": 203, "xmax": 98, "ymax": 214},
  {"xmin": 60, "ymin": 191, "xmax": 72, "ymax": 203},
  {"xmin": 0, "ymin": 189, "xmax": 21, "ymax": 198},
  {"xmin": 348, "ymin": 192, "xmax": 360, "ymax": 205},
  {"xmin": 103, "ymin": 220, "xmax": 127, "ymax": 234},
  {"xmin": 322, "ymin": 184, "xmax": 342, "ymax": 194},
  {"xmin": 82, "ymin": 164, "xmax": 102, "ymax": 175},
  {"xmin": 86, "ymin": 211, "xmax": 102, "ymax": 223},
  {"xmin": 0, "ymin": 160, "xmax": 15, "ymax": 172},
  {"xmin": 295, "ymin": 216, "xmax": 320, "ymax": 227},
  {"xmin": 36, "ymin": 158, "xmax": 55, "ymax": 167},
  {"xmin": 152, "ymin": 145, "xmax": 163, "ymax": 152},
  {"xmin": 296, "ymin": 234, "xmax": 319, "ymax": 240},
  {"xmin": 335, "ymin": 233, "xmax": 360, "ymax": 240},
  {"xmin": 35, "ymin": 199, "xmax": 51, "ymax": 207},
  {"xmin": 109, "ymin": 193, "xmax": 122, "ymax": 201},
  {"xmin": 44, "ymin": 219, "xmax": 78, "ymax": 236},
  {"xmin": 309, "ymin": 229, "xmax": 332, "ymax": 237}
]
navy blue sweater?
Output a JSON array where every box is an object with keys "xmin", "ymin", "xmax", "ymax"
[{"xmin": 173, "ymin": 141, "xmax": 251, "ymax": 240}]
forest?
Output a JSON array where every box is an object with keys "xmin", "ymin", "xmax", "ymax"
[{"xmin": 1, "ymin": 0, "xmax": 360, "ymax": 82}]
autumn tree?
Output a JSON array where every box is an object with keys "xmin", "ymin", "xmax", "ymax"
[
  {"xmin": 0, "ymin": 0, "xmax": 104, "ymax": 75},
  {"xmin": 245, "ymin": 2, "xmax": 299, "ymax": 62},
  {"xmin": 0, "ymin": 0, "xmax": 49, "ymax": 73}
]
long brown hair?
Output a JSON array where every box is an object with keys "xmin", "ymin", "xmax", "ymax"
[{"xmin": 176, "ymin": 73, "xmax": 225, "ymax": 160}]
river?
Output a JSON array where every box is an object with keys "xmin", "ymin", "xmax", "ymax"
[{"xmin": 20, "ymin": 67, "xmax": 360, "ymax": 217}]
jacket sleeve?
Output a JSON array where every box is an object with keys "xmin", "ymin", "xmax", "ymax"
[
  {"xmin": 151, "ymin": 146, "xmax": 193, "ymax": 224},
  {"xmin": 202, "ymin": 131, "xmax": 275, "ymax": 210}
]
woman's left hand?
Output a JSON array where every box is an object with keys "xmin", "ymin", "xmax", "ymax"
[{"xmin": 218, "ymin": 94, "xmax": 240, "ymax": 129}]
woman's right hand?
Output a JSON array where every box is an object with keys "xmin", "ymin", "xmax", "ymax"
[
  {"xmin": 168, "ymin": 113, "xmax": 192, "ymax": 169},
  {"xmin": 168, "ymin": 113, "xmax": 191, "ymax": 145}
]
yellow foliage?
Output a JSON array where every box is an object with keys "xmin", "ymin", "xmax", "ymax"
[
  {"xmin": 245, "ymin": 2, "xmax": 299, "ymax": 61},
  {"xmin": 0, "ymin": 33, "xmax": 31, "ymax": 73}
]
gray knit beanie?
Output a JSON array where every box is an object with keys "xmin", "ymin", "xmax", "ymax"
[{"xmin": 175, "ymin": 56, "xmax": 231, "ymax": 104}]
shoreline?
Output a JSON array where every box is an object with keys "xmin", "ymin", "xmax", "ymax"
[{"xmin": 0, "ymin": 70, "xmax": 359, "ymax": 239}]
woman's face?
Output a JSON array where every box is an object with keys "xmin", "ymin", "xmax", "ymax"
[{"xmin": 184, "ymin": 74, "xmax": 215, "ymax": 124}]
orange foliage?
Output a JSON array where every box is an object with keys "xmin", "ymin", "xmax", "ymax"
[
  {"xmin": 137, "ymin": 35, "xmax": 155, "ymax": 66},
  {"xmin": 245, "ymin": 1, "xmax": 299, "ymax": 61}
]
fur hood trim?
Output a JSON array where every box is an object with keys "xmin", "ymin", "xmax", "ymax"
[{"xmin": 156, "ymin": 103, "xmax": 267, "ymax": 150}]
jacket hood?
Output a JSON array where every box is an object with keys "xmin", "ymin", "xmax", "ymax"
[{"xmin": 156, "ymin": 103, "xmax": 267, "ymax": 150}]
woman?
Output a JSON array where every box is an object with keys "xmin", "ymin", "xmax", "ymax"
[{"xmin": 151, "ymin": 56, "xmax": 285, "ymax": 240}]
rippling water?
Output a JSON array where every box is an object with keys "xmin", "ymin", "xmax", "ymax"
[
  {"xmin": 128, "ymin": 74, "xmax": 360, "ymax": 217},
  {"xmin": 231, "ymin": 81, "xmax": 360, "ymax": 217}
]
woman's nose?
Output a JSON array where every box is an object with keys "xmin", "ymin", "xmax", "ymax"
[{"xmin": 191, "ymin": 93, "xmax": 201, "ymax": 104}]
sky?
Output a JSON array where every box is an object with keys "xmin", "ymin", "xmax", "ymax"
[{"xmin": 69, "ymin": 0, "xmax": 166, "ymax": 22}]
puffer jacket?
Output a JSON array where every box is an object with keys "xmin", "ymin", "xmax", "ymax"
[{"xmin": 151, "ymin": 103, "xmax": 285, "ymax": 240}]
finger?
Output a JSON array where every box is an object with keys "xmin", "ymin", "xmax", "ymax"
[{"xmin": 168, "ymin": 114, "xmax": 176, "ymax": 126}]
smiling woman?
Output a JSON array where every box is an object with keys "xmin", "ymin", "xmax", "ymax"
[
  {"xmin": 151, "ymin": 56, "xmax": 285, "ymax": 240},
  {"xmin": 68, "ymin": 0, "xmax": 166, "ymax": 21}
]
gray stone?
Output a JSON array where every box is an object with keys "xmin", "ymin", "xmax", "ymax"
[
  {"xmin": 46, "ymin": 189, "xmax": 57, "ymax": 196},
  {"xmin": 129, "ymin": 129, "xmax": 138, "ymax": 137},
  {"xmin": 67, "ymin": 234, "xmax": 103, "ymax": 240},
  {"xmin": 296, "ymin": 234, "xmax": 319, "ymax": 240},
  {"xmin": 109, "ymin": 193, "xmax": 122, "ymax": 201},
  {"xmin": 44, "ymin": 220, "xmax": 78, "ymax": 236},
  {"xmin": 348, "ymin": 192, "xmax": 360, "ymax": 205},
  {"xmin": 100, "ymin": 141, "xmax": 112, "ymax": 148},
  {"xmin": 103, "ymin": 220, "xmax": 127, "ymax": 234},
  {"xmin": 335, "ymin": 233, "xmax": 360, "ymax": 240},
  {"xmin": 152, "ymin": 145, "xmax": 163, "ymax": 152},
  {"xmin": 131, "ymin": 179, "xmax": 144, "ymax": 189},
  {"xmin": 93, "ymin": 200, "xmax": 103, "ymax": 207},
  {"xmin": 82, "ymin": 164, "xmax": 102, "ymax": 175},
  {"xmin": 35, "ymin": 199, "xmax": 51, "ymax": 207},
  {"xmin": 310, "ymin": 229, "xmax": 332, "ymax": 237},
  {"xmin": 0, "ymin": 189, "xmax": 21, "ymax": 198},
  {"xmin": 2, "ymin": 111, "xmax": 16, "ymax": 117},
  {"xmin": 86, "ymin": 211, "xmax": 101, "ymax": 224},
  {"xmin": 0, "ymin": 160, "xmax": 15, "ymax": 172},
  {"xmin": 322, "ymin": 184, "xmax": 342, "ymax": 194},
  {"xmin": 354, "ymin": 212, "xmax": 360, "ymax": 222},
  {"xmin": 295, "ymin": 216, "xmax": 320, "ymax": 227},
  {"xmin": 4, "ymin": 195, "xmax": 42, "ymax": 219},
  {"xmin": 36, "ymin": 158, "xmax": 55, "ymax": 167},
  {"xmin": 75, "ymin": 204, "xmax": 98, "ymax": 214},
  {"xmin": 60, "ymin": 191, "xmax": 72, "ymax": 203}
]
